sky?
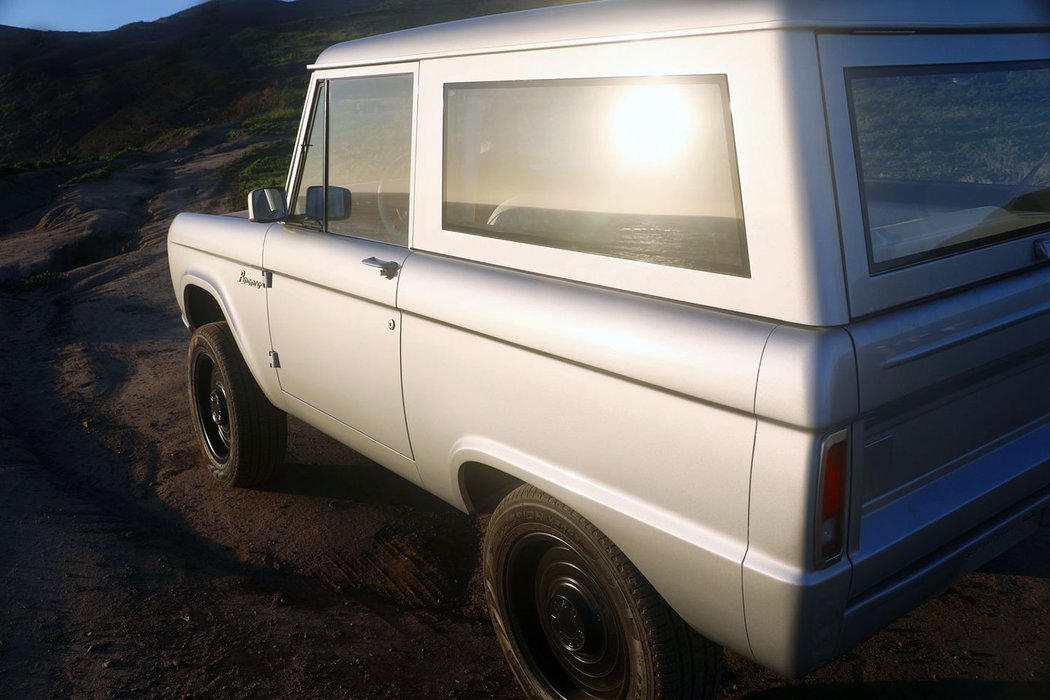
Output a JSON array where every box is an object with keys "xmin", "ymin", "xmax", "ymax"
[{"xmin": 0, "ymin": 0, "xmax": 210, "ymax": 32}]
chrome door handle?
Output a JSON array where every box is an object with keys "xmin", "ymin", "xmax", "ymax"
[{"xmin": 362, "ymin": 257, "xmax": 400, "ymax": 279}]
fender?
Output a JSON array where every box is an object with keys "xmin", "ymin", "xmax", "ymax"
[{"xmin": 167, "ymin": 213, "xmax": 284, "ymax": 409}]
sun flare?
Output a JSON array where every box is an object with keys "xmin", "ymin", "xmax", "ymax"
[{"xmin": 612, "ymin": 84, "xmax": 692, "ymax": 164}]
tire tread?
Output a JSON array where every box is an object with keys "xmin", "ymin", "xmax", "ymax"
[
  {"xmin": 188, "ymin": 322, "xmax": 286, "ymax": 487},
  {"xmin": 486, "ymin": 484, "xmax": 722, "ymax": 700}
]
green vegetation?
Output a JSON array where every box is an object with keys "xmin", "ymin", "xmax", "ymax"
[
  {"xmin": 0, "ymin": 1, "xmax": 589, "ymax": 166},
  {"xmin": 219, "ymin": 140, "xmax": 293, "ymax": 210},
  {"xmin": 227, "ymin": 107, "xmax": 302, "ymax": 141},
  {"xmin": 0, "ymin": 148, "xmax": 144, "ymax": 180},
  {"xmin": 0, "ymin": 270, "xmax": 67, "ymax": 293},
  {"xmin": 852, "ymin": 66, "xmax": 1050, "ymax": 185},
  {"xmin": 239, "ymin": 143, "xmax": 292, "ymax": 192},
  {"xmin": 0, "ymin": 156, "xmax": 78, "ymax": 176},
  {"xmin": 23, "ymin": 270, "xmax": 65, "ymax": 289},
  {"xmin": 100, "ymin": 147, "xmax": 144, "ymax": 162},
  {"xmin": 146, "ymin": 127, "xmax": 198, "ymax": 151},
  {"xmin": 64, "ymin": 166, "xmax": 112, "ymax": 185}
]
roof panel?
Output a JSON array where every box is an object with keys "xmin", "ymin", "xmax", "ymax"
[{"xmin": 312, "ymin": 0, "xmax": 1050, "ymax": 69}]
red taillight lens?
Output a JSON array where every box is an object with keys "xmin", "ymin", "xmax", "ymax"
[{"xmin": 817, "ymin": 436, "xmax": 848, "ymax": 567}]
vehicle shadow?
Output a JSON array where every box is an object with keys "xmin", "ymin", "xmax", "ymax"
[
  {"xmin": 980, "ymin": 524, "xmax": 1050, "ymax": 579},
  {"xmin": 742, "ymin": 679, "xmax": 1050, "ymax": 699},
  {"xmin": 253, "ymin": 418, "xmax": 459, "ymax": 512}
]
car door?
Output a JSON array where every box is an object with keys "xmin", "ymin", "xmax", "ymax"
[{"xmin": 264, "ymin": 68, "xmax": 416, "ymax": 460}]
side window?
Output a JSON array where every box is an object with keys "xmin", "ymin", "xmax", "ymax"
[
  {"xmin": 292, "ymin": 74, "xmax": 413, "ymax": 246},
  {"xmin": 443, "ymin": 76, "xmax": 749, "ymax": 276}
]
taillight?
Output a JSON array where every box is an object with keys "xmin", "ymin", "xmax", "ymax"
[{"xmin": 816, "ymin": 431, "xmax": 849, "ymax": 568}]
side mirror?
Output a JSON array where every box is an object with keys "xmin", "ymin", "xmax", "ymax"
[
  {"xmin": 248, "ymin": 187, "xmax": 287, "ymax": 223},
  {"xmin": 306, "ymin": 185, "xmax": 352, "ymax": 222}
]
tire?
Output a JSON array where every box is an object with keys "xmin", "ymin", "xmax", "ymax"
[
  {"xmin": 187, "ymin": 322, "xmax": 286, "ymax": 487},
  {"xmin": 484, "ymin": 485, "xmax": 721, "ymax": 700}
]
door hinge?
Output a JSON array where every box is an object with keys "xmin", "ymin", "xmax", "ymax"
[
  {"xmin": 263, "ymin": 270, "xmax": 273, "ymax": 288},
  {"xmin": 268, "ymin": 350, "xmax": 281, "ymax": 368}
]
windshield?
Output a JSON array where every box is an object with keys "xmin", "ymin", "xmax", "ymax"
[{"xmin": 847, "ymin": 61, "xmax": 1050, "ymax": 272}]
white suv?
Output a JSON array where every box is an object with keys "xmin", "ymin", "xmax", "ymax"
[{"xmin": 167, "ymin": 2, "xmax": 1050, "ymax": 697}]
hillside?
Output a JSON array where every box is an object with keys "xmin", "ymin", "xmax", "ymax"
[
  {"xmin": 0, "ymin": 0, "xmax": 587, "ymax": 280},
  {"xmin": 0, "ymin": 0, "xmax": 584, "ymax": 165}
]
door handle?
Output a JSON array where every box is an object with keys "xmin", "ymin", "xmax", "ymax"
[{"xmin": 362, "ymin": 257, "xmax": 400, "ymax": 279}]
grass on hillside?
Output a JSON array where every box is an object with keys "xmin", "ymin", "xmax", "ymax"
[{"xmin": 219, "ymin": 140, "xmax": 293, "ymax": 211}]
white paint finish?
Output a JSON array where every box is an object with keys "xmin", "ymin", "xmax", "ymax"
[
  {"xmin": 742, "ymin": 420, "xmax": 853, "ymax": 674},
  {"xmin": 167, "ymin": 212, "xmax": 265, "ymax": 269},
  {"xmin": 264, "ymin": 225, "xmax": 414, "ymax": 458},
  {"xmin": 754, "ymin": 325, "xmax": 858, "ymax": 428},
  {"xmin": 167, "ymin": 214, "xmax": 283, "ymax": 404},
  {"xmin": 401, "ymin": 314, "xmax": 756, "ymax": 651},
  {"xmin": 313, "ymin": 0, "xmax": 1050, "ymax": 69},
  {"xmin": 847, "ymin": 266, "xmax": 1050, "ymax": 411},
  {"xmin": 746, "ymin": 421, "xmax": 823, "ymax": 573},
  {"xmin": 280, "ymin": 392, "xmax": 422, "ymax": 488},
  {"xmin": 398, "ymin": 253, "xmax": 774, "ymax": 414},
  {"xmin": 413, "ymin": 31, "xmax": 849, "ymax": 326},
  {"xmin": 741, "ymin": 546, "xmax": 852, "ymax": 676}
]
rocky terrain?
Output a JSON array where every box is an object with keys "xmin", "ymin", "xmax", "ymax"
[{"xmin": 1, "ymin": 1, "xmax": 1049, "ymax": 698}]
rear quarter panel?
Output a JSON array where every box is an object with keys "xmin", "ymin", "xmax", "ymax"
[{"xmin": 398, "ymin": 252, "xmax": 775, "ymax": 659}]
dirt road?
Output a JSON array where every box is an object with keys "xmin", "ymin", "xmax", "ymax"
[{"xmin": 1, "ymin": 138, "xmax": 1048, "ymax": 698}]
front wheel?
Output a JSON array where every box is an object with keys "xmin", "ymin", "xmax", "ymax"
[
  {"xmin": 484, "ymin": 485, "xmax": 721, "ymax": 700},
  {"xmin": 187, "ymin": 322, "xmax": 286, "ymax": 487}
]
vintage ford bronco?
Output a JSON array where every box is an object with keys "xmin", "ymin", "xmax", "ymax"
[{"xmin": 167, "ymin": 1, "xmax": 1050, "ymax": 697}]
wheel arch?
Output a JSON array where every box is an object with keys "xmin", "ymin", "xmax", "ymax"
[
  {"xmin": 184, "ymin": 282, "xmax": 228, "ymax": 330},
  {"xmin": 459, "ymin": 461, "xmax": 525, "ymax": 514},
  {"xmin": 175, "ymin": 273, "xmax": 284, "ymax": 410},
  {"xmin": 446, "ymin": 438, "xmax": 750, "ymax": 659}
]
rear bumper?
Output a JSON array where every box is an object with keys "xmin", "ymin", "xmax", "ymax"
[
  {"xmin": 742, "ymin": 488, "xmax": 1050, "ymax": 677},
  {"xmin": 839, "ymin": 487, "xmax": 1050, "ymax": 655}
]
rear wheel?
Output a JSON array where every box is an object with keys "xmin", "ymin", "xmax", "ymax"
[
  {"xmin": 188, "ymin": 322, "xmax": 286, "ymax": 487},
  {"xmin": 484, "ymin": 484, "xmax": 720, "ymax": 700}
]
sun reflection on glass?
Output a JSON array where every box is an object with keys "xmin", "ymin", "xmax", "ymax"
[{"xmin": 612, "ymin": 84, "xmax": 692, "ymax": 164}]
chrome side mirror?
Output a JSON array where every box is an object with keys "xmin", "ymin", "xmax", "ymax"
[{"xmin": 248, "ymin": 187, "xmax": 288, "ymax": 223}]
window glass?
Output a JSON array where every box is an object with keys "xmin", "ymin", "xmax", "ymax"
[
  {"xmin": 443, "ymin": 77, "xmax": 749, "ymax": 276},
  {"xmin": 848, "ymin": 61, "xmax": 1050, "ymax": 272},
  {"xmin": 328, "ymin": 75, "xmax": 413, "ymax": 244},
  {"xmin": 291, "ymin": 74, "xmax": 413, "ymax": 245},
  {"xmin": 292, "ymin": 83, "xmax": 325, "ymax": 220}
]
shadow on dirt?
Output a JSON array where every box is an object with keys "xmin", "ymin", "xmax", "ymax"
[
  {"xmin": 980, "ymin": 525, "xmax": 1050, "ymax": 579},
  {"xmin": 742, "ymin": 679, "xmax": 1050, "ymax": 700},
  {"xmin": 259, "ymin": 458, "xmax": 449, "ymax": 509}
]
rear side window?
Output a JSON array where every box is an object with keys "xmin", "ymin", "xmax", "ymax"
[
  {"xmin": 443, "ymin": 76, "xmax": 749, "ymax": 277},
  {"xmin": 848, "ymin": 61, "xmax": 1050, "ymax": 272}
]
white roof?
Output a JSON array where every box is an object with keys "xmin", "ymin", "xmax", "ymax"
[{"xmin": 312, "ymin": 0, "xmax": 1050, "ymax": 69}]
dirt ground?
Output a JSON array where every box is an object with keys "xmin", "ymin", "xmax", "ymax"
[{"xmin": 1, "ymin": 137, "xmax": 1049, "ymax": 699}]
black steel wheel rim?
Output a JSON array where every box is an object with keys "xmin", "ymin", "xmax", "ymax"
[
  {"xmin": 193, "ymin": 353, "xmax": 230, "ymax": 463},
  {"xmin": 503, "ymin": 531, "xmax": 628, "ymax": 700}
]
